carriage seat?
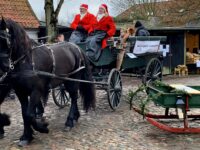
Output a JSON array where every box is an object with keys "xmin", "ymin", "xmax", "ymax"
[{"xmin": 170, "ymin": 84, "xmax": 200, "ymax": 94}]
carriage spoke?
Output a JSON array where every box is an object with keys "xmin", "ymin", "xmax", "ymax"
[
  {"xmin": 154, "ymin": 67, "xmax": 160, "ymax": 75},
  {"xmin": 110, "ymin": 91, "xmax": 115, "ymax": 104},
  {"xmin": 146, "ymin": 79, "xmax": 152, "ymax": 85},
  {"xmin": 112, "ymin": 93, "xmax": 117, "ymax": 107},
  {"xmin": 58, "ymin": 93, "xmax": 62, "ymax": 104},
  {"xmin": 110, "ymin": 91, "xmax": 115, "ymax": 100},
  {"xmin": 146, "ymin": 75, "xmax": 152, "ymax": 79},
  {"xmin": 116, "ymin": 92, "xmax": 121, "ymax": 104},
  {"xmin": 60, "ymin": 92, "xmax": 64, "ymax": 106},
  {"xmin": 62, "ymin": 91, "xmax": 67, "ymax": 104},
  {"xmin": 115, "ymin": 75, "xmax": 121, "ymax": 87},
  {"xmin": 55, "ymin": 90, "xmax": 60, "ymax": 98},
  {"xmin": 153, "ymin": 63, "xmax": 160, "ymax": 74},
  {"xmin": 109, "ymin": 88, "xmax": 115, "ymax": 92},
  {"xmin": 110, "ymin": 78, "xmax": 115, "ymax": 87},
  {"xmin": 111, "ymin": 81, "xmax": 115, "ymax": 88},
  {"xmin": 63, "ymin": 91, "xmax": 70, "ymax": 102},
  {"xmin": 154, "ymin": 71, "xmax": 162, "ymax": 78}
]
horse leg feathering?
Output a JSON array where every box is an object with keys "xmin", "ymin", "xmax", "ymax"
[
  {"xmin": 0, "ymin": 113, "xmax": 11, "ymax": 139},
  {"xmin": 27, "ymin": 90, "xmax": 49, "ymax": 134}
]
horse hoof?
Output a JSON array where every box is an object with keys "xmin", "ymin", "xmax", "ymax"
[
  {"xmin": 18, "ymin": 140, "xmax": 29, "ymax": 147},
  {"xmin": 73, "ymin": 120, "xmax": 78, "ymax": 126},
  {"xmin": 0, "ymin": 134, "xmax": 4, "ymax": 139},
  {"xmin": 32, "ymin": 120, "xmax": 49, "ymax": 133},
  {"xmin": 63, "ymin": 126, "xmax": 71, "ymax": 132}
]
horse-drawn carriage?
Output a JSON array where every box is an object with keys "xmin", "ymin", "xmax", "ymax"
[
  {"xmin": 0, "ymin": 18, "xmax": 171, "ymax": 146},
  {"xmin": 52, "ymin": 36, "xmax": 167, "ymax": 110}
]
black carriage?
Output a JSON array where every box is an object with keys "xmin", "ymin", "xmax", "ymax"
[{"xmin": 53, "ymin": 36, "xmax": 167, "ymax": 110}]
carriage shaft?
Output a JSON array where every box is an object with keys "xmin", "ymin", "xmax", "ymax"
[{"xmin": 36, "ymin": 71, "xmax": 108, "ymax": 85}]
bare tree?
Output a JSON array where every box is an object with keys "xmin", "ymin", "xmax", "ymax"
[
  {"xmin": 45, "ymin": 0, "xmax": 64, "ymax": 42},
  {"xmin": 113, "ymin": 0, "xmax": 200, "ymax": 26},
  {"xmin": 111, "ymin": 0, "xmax": 162, "ymax": 21},
  {"xmin": 109, "ymin": 0, "xmax": 136, "ymax": 15},
  {"xmin": 163, "ymin": 0, "xmax": 200, "ymax": 25}
]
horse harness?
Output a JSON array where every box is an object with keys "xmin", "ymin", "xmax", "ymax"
[
  {"xmin": 31, "ymin": 42, "xmax": 85, "ymax": 77},
  {"xmin": 0, "ymin": 28, "xmax": 85, "ymax": 82},
  {"xmin": 0, "ymin": 29, "xmax": 13, "ymax": 82},
  {"xmin": 31, "ymin": 45, "xmax": 56, "ymax": 74}
]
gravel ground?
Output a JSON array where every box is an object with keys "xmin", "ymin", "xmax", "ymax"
[{"xmin": 1, "ymin": 75, "xmax": 200, "ymax": 150}]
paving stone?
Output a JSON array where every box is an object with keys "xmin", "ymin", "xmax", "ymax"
[{"xmin": 1, "ymin": 76, "xmax": 200, "ymax": 149}]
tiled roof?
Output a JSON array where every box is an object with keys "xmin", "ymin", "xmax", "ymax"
[{"xmin": 0, "ymin": 0, "xmax": 39, "ymax": 28}]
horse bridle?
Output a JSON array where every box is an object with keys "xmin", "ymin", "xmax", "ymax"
[
  {"xmin": 0, "ymin": 29, "xmax": 11, "ymax": 48},
  {"xmin": 0, "ymin": 28, "xmax": 14, "ymax": 82},
  {"xmin": 0, "ymin": 28, "xmax": 56, "ymax": 82}
]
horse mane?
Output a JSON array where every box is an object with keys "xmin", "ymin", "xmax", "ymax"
[{"xmin": 0, "ymin": 19, "xmax": 32, "ymax": 59}]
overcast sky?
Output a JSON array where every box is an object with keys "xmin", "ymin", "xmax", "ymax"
[{"xmin": 28, "ymin": 0, "xmax": 113, "ymax": 26}]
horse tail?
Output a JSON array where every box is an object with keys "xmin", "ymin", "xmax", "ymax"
[{"xmin": 79, "ymin": 53, "xmax": 96, "ymax": 112}]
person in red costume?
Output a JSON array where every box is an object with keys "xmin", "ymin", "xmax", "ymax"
[
  {"xmin": 69, "ymin": 4, "xmax": 96, "ymax": 44},
  {"xmin": 85, "ymin": 4, "xmax": 116, "ymax": 61}
]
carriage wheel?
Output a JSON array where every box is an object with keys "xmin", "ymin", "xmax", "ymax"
[
  {"xmin": 52, "ymin": 84, "xmax": 70, "ymax": 108},
  {"xmin": 107, "ymin": 69, "xmax": 122, "ymax": 110},
  {"xmin": 143, "ymin": 58, "xmax": 162, "ymax": 85}
]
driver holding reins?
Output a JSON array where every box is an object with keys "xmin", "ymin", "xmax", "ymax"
[{"xmin": 69, "ymin": 4, "xmax": 96, "ymax": 44}]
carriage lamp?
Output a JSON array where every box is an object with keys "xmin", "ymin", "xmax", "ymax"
[{"xmin": 176, "ymin": 96, "xmax": 185, "ymax": 108}]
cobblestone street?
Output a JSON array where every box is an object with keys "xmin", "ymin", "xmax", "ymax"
[{"xmin": 1, "ymin": 75, "xmax": 200, "ymax": 150}]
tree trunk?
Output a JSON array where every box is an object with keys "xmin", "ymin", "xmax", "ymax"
[
  {"xmin": 44, "ymin": 0, "xmax": 64, "ymax": 43},
  {"xmin": 45, "ymin": 0, "xmax": 54, "ymax": 42}
]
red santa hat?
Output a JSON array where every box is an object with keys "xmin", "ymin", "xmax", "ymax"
[
  {"xmin": 99, "ymin": 4, "xmax": 109, "ymax": 14},
  {"xmin": 80, "ymin": 4, "xmax": 88, "ymax": 10}
]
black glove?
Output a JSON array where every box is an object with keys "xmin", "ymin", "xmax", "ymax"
[
  {"xmin": 104, "ymin": 33, "xmax": 108, "ymax": 38},
  {"xmin": 76, "ymin": 25, "xmax": 85, "ymax": 31}
]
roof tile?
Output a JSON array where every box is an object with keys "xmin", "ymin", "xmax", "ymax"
[{"xmin": 0, "ymin": 0, "xmax": 39, "ymax": 28}]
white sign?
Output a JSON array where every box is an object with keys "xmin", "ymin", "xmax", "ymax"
[
  {"xmin": 159, "ymin": 44, "xmax": 170, "ymax": 57},
  {"xmin": 133, "ymin": 40, "xmax": 160, "ymax": 54}
]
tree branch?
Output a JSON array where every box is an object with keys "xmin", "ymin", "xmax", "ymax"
[{"xmin": 55, "ymin": 0, "xmax": 64, "ymax": 18}]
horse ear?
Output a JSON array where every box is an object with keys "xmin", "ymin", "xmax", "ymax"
[{"xmin": 1, "ymin": 17, "xmax": 7, "ymax": 30}]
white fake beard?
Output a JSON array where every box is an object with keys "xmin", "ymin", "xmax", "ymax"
[
  {"xmin": 80, "ymin": 12, "xmax": 86, "ymax": 20},
  {"xmin": 97, "ymin": 14, "xmax": 105, "ymax": 21}
]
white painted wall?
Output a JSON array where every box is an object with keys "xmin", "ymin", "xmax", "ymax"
[{"xmin": 26, "ymin": 29, "xmax": 38, "ymax": 40}]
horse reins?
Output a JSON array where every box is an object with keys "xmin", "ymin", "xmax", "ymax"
[
  {"xmin": 0, "ymin": 29, "xmax": 85, "ymax": 82},
  {"xmin": 0, "ymin": 29, "xmax": 14, "ymax": 82}
]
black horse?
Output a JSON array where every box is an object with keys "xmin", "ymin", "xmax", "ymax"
[{"xmin": 0, "ymin": 18, "xmax": 96, "ymax": 146}]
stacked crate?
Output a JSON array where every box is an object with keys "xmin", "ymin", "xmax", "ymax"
[{"xmin": 186, "ymin": 52, "xmax": 200, "ymax": 64}]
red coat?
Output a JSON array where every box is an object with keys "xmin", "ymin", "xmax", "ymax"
[
  {"xmin": 89, "ymin": 16, "xmax": 116, "ymax": 48},
  {"xmin": 70, "ymin": 12, "xmax": 96, "ymax": 32}
]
